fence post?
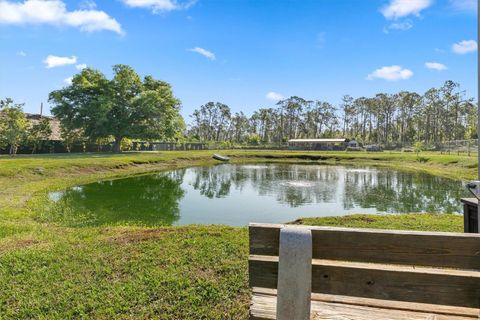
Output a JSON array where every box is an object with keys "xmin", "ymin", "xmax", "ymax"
[{"xmin": 276, "ymin": 226, "xmax": 312, "ymax": 320}]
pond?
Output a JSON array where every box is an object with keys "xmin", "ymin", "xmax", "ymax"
[{"xmin": 48, "ymin": 164, "xmax": 468, "ymax": 227}]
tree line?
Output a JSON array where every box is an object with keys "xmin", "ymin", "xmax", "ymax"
[
  {"xmin": 0, "ymin": 63, "xmax": 477, "ymax": 156},
  {"xmin": 188, "ymin": 80, "xmax": 477, "ymax": 148},
  {"xmin": 0, "ymin": 98, "xmax": 52, "ymax": 155},
  {"xmin": 0, "ymin": 64, "xmax": 185, "ymax": 155}
]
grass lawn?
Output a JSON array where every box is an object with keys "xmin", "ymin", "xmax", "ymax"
[{"xmin": 0, "ymin": 150, "xmax": 472, "ymax": 319}]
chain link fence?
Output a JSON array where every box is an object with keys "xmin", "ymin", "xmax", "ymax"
[
  {"xmin": 441, "ymin": 139, "xmax": 478, "ymax": 156},
  {"xmin": 411, "ymin": 139, "xmax": 479, "ymax": 156}
]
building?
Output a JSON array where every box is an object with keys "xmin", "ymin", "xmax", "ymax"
[
  {"xmin": 25, "ymin": 114, "xmax": 61, "ymax": 140},
  {"xmin": 288, "ymin": 138, "xmax": 350, "ymax": 151},
  {"xmin": 0, "ymin": 112, "xmax": 61, "ymax": 140}
]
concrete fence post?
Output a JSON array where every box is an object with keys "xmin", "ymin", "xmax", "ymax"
[{"xmin": 276, "ymin": 226, "xmax": 312, "ymax": 320}]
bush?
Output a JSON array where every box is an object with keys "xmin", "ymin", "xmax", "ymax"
[
  {"xmin": 413, "ymin": 141, "xmax": 424, "ymax": 155},
  {"xmin": 417, "ymin": 156, "xmax": 429, "ymax": 163},
  {"xmin": 247, "ymin": 134, "xmax": 261, "ymax": 146},
  {"xmin": 218, "ymin": 141, "xmax": 232, "ymax": 149},
  {"xmin": 121, "ymin": 138, "xmax": 133, "ymax": 151}
]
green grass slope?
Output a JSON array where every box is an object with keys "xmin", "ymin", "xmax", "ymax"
[{"xmin": 0, "ymin": 150, "xmax": 472, "ymax": 319}]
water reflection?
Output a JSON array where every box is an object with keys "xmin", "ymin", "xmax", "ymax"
[
  {"xmin": 188, "ymin": 164, "xmax": 340, "ymax": 207},
  {"xmin": 51, "ymin": 171, "xmax": 185, "ymax": 226},
  {"xmin": 342, "ymin": 169, "xmax": 462, "ymax": 213},
  {"xmin": 49, "ymin": 164, "xmax": 468, "ymax": 226}
]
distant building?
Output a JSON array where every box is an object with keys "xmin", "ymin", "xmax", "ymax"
[
  {"xmin": 25, "ymin": 114, "xmax": 61, "ymax": 140},
  {"xmin": 0, "ymin": 112, "xmax": 61, "ymax": 140},
  {"xmin": 288, "ymin": 138, "xmax": 349, "ymax": 151}
]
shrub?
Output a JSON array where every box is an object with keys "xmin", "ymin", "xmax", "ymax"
[
  {"xmin": 247, "ymin": 134, "xmax": 261, "ymax": 145},
  {"xmin": 121, "ymin": 138, "xmax": 134, "ymax": 151},
  {"xmin": 413, "ymin": 141, "xmax": 424, "ymax": 155},
  {"xmin": 417, "ymin": 156, "xmax": 429, "ymax": 163},
  {"xmin": 218, "ymin": 141, "xmax": 232, "ymax": 149}
]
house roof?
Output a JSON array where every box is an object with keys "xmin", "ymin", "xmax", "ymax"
[
  {"xmin": 288, "ymin": 139, "xmax": 347, "ymax": 143},
  {"xmin": 0, "ymin": 112, "xmax": 61, "ymax": 140},
  {"xmin": 25, "ymin": 114, "xmax": 61, "ymax": 140}
]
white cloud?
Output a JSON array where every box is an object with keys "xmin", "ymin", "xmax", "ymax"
[
  {"xmin": 75, "ymin": 63, "xmax": 87, "ymax": 70},
  {"xmin": 449, "ymin": 0, "xmax": 477, "ymax": 12},
  {"xmin": 188, "ymin": 47, "xmax": 216, "ymax": 60},
  {"xmin": 0, "ymin": 0, "xmax": 123, "ymax": 35},
  {"xmin": 425, "ymin": 62, "xmax": 447, "ymax": 71},
  {"xmin": 366, "ymin": 65, "xmax": 413, "ymax": 81},
  {"xmin": 44, "ymin": 55, "xmax": 77, "ymax": 68},
  {"xmin": 17, "ymin": 50, "xmax": 27, "ymax": 56},
  {"xmin": 266, "ymin": 91, "xmax": 285, "ymax": 101},
  {"xmin": 452, "ymin": 40, "xmax": 477, "ymax": 54},
  {"xmin": 123, "ymin": 0, "xmax": 196, "ymax": 12},
  {"xmin": 381, "ymin": 0, "xmax": 432, "ymax": 19},
  {"xmin": 383, "ymin": 20, "xmax": 413, "ymax": 33},
  {"xmin": 64, "ymin": 76, "xmax": 73, "ymax": 85}
]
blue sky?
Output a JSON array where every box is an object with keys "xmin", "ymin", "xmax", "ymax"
[{"xmin": 0, "ymin": 0, "xmax": 477, "ymax": 121}]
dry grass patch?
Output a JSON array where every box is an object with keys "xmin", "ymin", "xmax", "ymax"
[
  {"xmin": 104, "ymin": 228, "xmax": 175, "ymax": 244},
  {"xmin": 0, "ymin": 238, "xmax": 41, "ymax": 254}
]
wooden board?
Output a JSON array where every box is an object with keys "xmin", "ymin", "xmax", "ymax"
[
  {"xmin": 249, "ymin": 255, "xmax": 480, "ymax": 308},
  {"xmin": 252, "ymin": 288, "xmax": 480, "ymax": 318},
  {"xmin": 250, "ymin": 291, "xmax": 479, "ymax": 320},
  {"xmin": 249, "ymin": 223, "xmax": 480, "ymax": 270}
]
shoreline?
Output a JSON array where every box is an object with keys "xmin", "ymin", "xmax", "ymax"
[{"xmin": 0, "ymin": 150, "xmax": 468, "ymax": 318}]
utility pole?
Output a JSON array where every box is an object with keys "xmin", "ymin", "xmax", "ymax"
[{"xmin": 40, "ymin": 102, "xmax": 43, "ymax": 117}]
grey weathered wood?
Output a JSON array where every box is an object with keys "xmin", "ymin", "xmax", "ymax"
[
  {"xmin": 250, "ymin": 292, "xmax": 478, "ymax": 320},
  {"xmin": 249, "ymin": 223, "xmax": 480, "ymax": 318},
  {"xmin": 249, "ymin": 223, "xmax": 480, "ymax": 270},
  {"xmin": 276, "ymin": 227, "xmax": 312, "ymax": 320},
  {"xmin": 249, "ymin": 255, "xmax": 480, "ymax": 308},
  {"xmin": 252, "ymin": 288, "xmax": 480, "ymax": 318}
]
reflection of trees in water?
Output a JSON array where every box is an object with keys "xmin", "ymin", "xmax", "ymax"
[
  {"xmin": 188, "ymin": 164, "xmax": 466, "ymax": 212},
  {"xmin": 57, "ymin": 164, "xmax": 468, "ymax": 226},
  {"xmin": 269, "ymin": 165, "xmax": 339, "ymax": 207},
  {"xmin": 190, "ymin": 165, "xmax": 238, "ymax": 198},
  {"xmin": 189, "ymin": 164, "xmax": 340, "ymax": 207},
  {"xmin": 58, "ymin": 170, "xmax": 186, "ymax": 226},
  {"xmin": 343, "ymin": 170, "xmax": 465, "ymax": 213}
]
